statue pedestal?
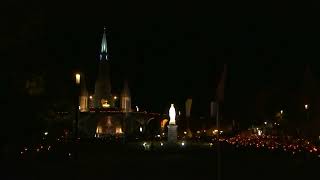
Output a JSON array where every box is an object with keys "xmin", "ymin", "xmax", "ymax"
[{"xmin": 167, "ymin": 124, "xmax": 178, "ymax": 143}]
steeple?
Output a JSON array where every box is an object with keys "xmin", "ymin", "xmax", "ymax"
[
  {"xmin": 100, "ymin": 27, "xmax": 108, "ymax": 61},
  {"xmin": 94, "ymin": 27, "xmax": 112, "ymax": 108}
]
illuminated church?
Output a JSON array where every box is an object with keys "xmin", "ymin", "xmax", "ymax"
[{"xmin": 79, "ymin": 27, "xmax": 132, "ymax": 113}]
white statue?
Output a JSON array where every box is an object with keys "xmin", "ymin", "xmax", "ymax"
[{"xmin": 169, "ymin": 104, "xmax": 176, "ymax": 125}]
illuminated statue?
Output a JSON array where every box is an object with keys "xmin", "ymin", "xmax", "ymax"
[{"xmin": 169, "ymin": 104, "xmax": 176, "ymax": 125}]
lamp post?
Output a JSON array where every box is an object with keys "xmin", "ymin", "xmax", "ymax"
[
  {"xmin": 75, "ymin": 73, "xmax": 81, "ymax": 140},
  {"xmin": 305, "ymin": 104, "xmax": 309, "ymax": 122}
]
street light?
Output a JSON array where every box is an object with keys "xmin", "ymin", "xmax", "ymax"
[
  {"xmin": 74, "ymin": 73, "xmax": 81, "ymax": 140},
  {"xmin": 280, "ymin": 110, "xmax": 283, "ymax": 121},
  {"xmin": 75, "ymin": 73, "xmax": 81, "ymax": 85},
  {"xmin": 305, "ymin": 104, "xmax": 310, "ymax": 122}
]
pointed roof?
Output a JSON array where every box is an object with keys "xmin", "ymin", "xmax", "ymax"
[{"xmin": 100, "ymin": 27, "xmax": 108, "ymax": 61}]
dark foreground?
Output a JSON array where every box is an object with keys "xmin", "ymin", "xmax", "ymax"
[{"xmin": 2, "ymin": 142, "xmax": 319, "ymax": 180}]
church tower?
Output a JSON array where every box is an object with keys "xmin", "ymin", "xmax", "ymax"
[
  {"xmin": 121, "ymin": 80, "xmax": 131, "ymax": 112},
  {"xmin": 94, "ymin": 27, "xmax": 112, "ymax": 108}
]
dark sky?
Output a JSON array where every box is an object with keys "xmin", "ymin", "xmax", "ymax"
[{"xmin": 3, "ymin": 1, "xmax": 320, "ymax": 120}]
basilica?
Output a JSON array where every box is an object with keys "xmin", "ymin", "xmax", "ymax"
[{"xmin": 78, "ymin": 27, "xmax": 132, "ymax": 113}]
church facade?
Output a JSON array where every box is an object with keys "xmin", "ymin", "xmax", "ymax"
[{"xmin": 79, "ymin": 28, "xmax": 132, "ymax": 113}]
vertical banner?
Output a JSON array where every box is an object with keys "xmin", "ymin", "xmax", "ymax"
[
  {"xmin": 185, "ymin": 98, "xmax": 192, "ymax": 118},
  {"xmin": 210, "ymin": 101, "xmax": 217, "ymax": 118}
]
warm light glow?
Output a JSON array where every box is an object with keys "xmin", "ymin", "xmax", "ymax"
[
  {"xmin": 184, "ymin": 131, "xmax": 187, "ymax": 135},
  {"xmin": 114, "ymin": 96, "xmax": 117, "ymax": 100},
  {"xmin": 115, "ymin": 127, "xmax": 122, "ymax": 134},
  {"xmin": 96, "ymin": 126, "xmax": 102, "ymax": 134},
  {"xmin": 136, "ymin": 106, "xmax": 139, "ymax": 112},
  {"xmin": 160, "ymin": 142, "xmax": 164, "ymax": 146},
  {"xmin": 264, "ymin": 121, "xmax": 267, "ymax": 125},
  {"xmin": 44, "ymin": 132, "xmax": 48, "ymax": 136},
  {"xmin": 101, "ymin": 99, "xmax": 110, "ymax": 108},
  {"xmin": 305, "ymin": 104, "xmax": 309, "ymax": 110},
  {"xmin": 139, "ymin": 126, "xmax": 143, "ymax": 133},
  {"xmin": 75, "ymin": 73, "xmax": 81, "ymax": 84},
  {"xmin": 89, "ymin": 95, "xmax": 93, "ymax": 99},
  {"xmin": 280, "ymin": 110, "xmax": 283, "ymax": 114},
  {"xmin": 161, "ymin": 119, "xmax": 168, "ymax": 128},
  {"xmin": 258, "ymin": 130, "xmax": 262, "ymax": 136},
  {"xmin": 181, "ymin": 141, "xmax": 185, "ymax": 146},
  {"xmin": 169, "ymin": 104, "xmax": 176, "ymax": 125}
]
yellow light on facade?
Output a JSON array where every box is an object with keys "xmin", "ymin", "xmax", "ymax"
[
  {"xmin": 75, "ymin": 73, "xmax": 81, "ymax": 84},
  {"xmin": 116, "ymin": 127, "xmax": 122, "ymax": 134}
]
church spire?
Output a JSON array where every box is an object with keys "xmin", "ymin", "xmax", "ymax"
[{"xmin": 100, "ymin": 27, "xmax": 108, "ymax": 61}]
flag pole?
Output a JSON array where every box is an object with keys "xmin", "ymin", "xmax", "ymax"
[{"xmin": 216, "ymin": 102, "xmax": 221, "ymax": 180}]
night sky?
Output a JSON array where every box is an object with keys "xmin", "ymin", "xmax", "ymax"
[{"xmin": 3, "ymin": 1, "xmax": 320, "ymax": 122}]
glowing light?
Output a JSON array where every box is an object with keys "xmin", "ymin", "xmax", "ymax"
[
  {"xmin": 258, "ymin": 130, "xmax": 262, "ymax": 136},
  {"xmin": 139, "ymin": 126, "xmax": 143, "ymax": 133},
  {"xmin": 181, "ymin": 141, "xmax": 185, "ymax": 146},
  {"xmin": 160, "ymin": 142, "xmax": 164, "ymax": 146},
  {"xmin": 169, "ymin": 104, "xmax": 176, "ymax": 125},
  {"xmin": 280, "ymin": 110, "xmax": 283, "ymax": 114},
  {"xmin": 136, "ymin": 106, "xmax": 139, "ymax": 112},
  {"xmin": 184, "ymin": 131, "xmax": 187, "ymax": 135},
  {"xmin": 197, "ymin": 130, "xmax": 200, "ymax": 134},
  {"xmin": 264, "ymin": 121, "xmax": 267, "ymax": 125},
  {"xmin": 75, "ymin": 73, "xmax": 80, "ymax": 84},
  {"xmin": 305, "ymin": 104, "xmax": 309, "ymax": 110},
  {"xmin": 102, "ymin": 99, "xmax": 110, "ymax": 108},
  {"xmin": 114, "ymin": 96, "xmax": 117, "ymax": 100},
  {"xmin": 89, "ymin": 95, "xmax": 93, "ymax": 99},
  {"xmin": 44, "ymin": 132, "xmax": 48, "ymax": 136},
  {"xmin": 115, "ymin": 127, "xmax": 123, "ymax": 134}
]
